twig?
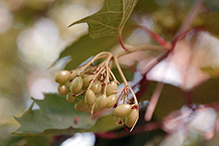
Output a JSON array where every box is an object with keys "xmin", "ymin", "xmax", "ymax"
[
  {"xmin": 171, "ymin": 28, "xmax": 200, "ymax": 50},
  {"xmin": 174, "ymin": 0, "xmax": 205, "ymax": 37},
  {"xmin": 119, "ymin": 30, "xmax": 129, "ymax": 51},
  {"xmin": 144, "ymin": 82, "xmax": 164, "ymax": 121},
  {"xmin": 141, "ymin": 25, "xmax": 172, "ymax": 50}
]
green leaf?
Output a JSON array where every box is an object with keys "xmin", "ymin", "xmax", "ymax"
[
  {"xmin": 12, "ymin": 94, "xmax": 122, "ymax": 136},
  {"xmin": 13, "ymin": 94, "xmax": 94, "ymax": 135},
  {"xmin": 134, "ymin": 0, "xmax": 160, "ymax": 13},
  {"xmin": 42, "ymin": 115, "xmax": 123, "ymax": 136},
  {"xmin": 60, "ymin": 34, "xmax": 119, "ymax": 70},
  {"xmin": 69, "ymin": 0, "xmax": 138, "ymax": 38},
  {"xmin": 82, "ymin": 115, "xmax": 122, "ymax": 133},
  {"xmin": 194, "ymin": 12, "xmax": 219, "ymax": 36},
  {"xmin": 111, "ymin": 64, "xmax": 134, "ymax": 83},
  {"xmin": 25, "ymin": 136, "xmax": 50, "ymax": 146},
  {"xmin": 58, "ymin": 21, "xmax": 135, "ymax": 70}
]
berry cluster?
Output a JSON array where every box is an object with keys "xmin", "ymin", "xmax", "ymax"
[
  {"xmin": 55, "ymin": 52, "xmax": 139, "ymax": 131},
  {"xmin": 55, "ymin": 69, "xmax": 118, "ymax": 112}
]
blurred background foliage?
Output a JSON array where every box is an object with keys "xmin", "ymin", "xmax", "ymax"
[{"xmin": 0, "ymin": 0, "xmax": 218, "ymax": 145}]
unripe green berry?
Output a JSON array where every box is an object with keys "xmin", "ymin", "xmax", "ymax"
[
  {"xmin": 74, "ymin": 98, "xmax": 88, "ymax": 111},
  {"xmin": 83, "ymin": 75, "xmax": 94, "ymax": 88},
  {"xmin": 124, "ymin": 109, "xmax": 139, "ymax": 127},
  {"xmin": 55, "ymin": 70, "xmax": 70, "ymax": 84},
  {"xmin": 66, "ymin": 92, "xmax": 78, "ymax": 103},
  {"xmin": 113, "ymin": 104, "xmax": 132, "ymax": 117},
  {"xmin": 85, "ymin": 89, "xmax": 96, "ymax": 105},
  {"xmin": 106, "ymin": 81, "xmax": 117, "ymax": 96},
  {"xmin": 95, "ymin": 94, "xmax": 107, "ymax": 110},
  {"xmin": 106, "ymin": 94, "xmax": 117, "ymax": 108},
  {"xmin": 58, "ymin": 84, "xmax": 70, "ymax": 95},
  {"xmin": 91, "ymin": 81, "xmax": 102, "ymax": 94},
  {"xmin": 70, "ymin": 76, "xmax": 83, "ymax": 94}
]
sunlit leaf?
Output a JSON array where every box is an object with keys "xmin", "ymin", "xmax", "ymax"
[{"xmin": 69, "ymin": 0, "xmax": 138, "ymax": 38}]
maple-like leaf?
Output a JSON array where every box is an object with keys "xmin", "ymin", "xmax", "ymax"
[{"xmin": 69, "ymin": 0, "xmax": 138, "ymax": 38}]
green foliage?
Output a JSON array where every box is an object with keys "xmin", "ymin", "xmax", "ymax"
[
  {"xmin": 61, "ymin": 34, "xmax": 119, "ymax": 70},
  {"xmin": 12, "ymin": 94, "xmax": 122, "ymax": 136},
  {"xmin": 57, "ymin": 0, "xmax": 139, "ymax": 70},
  {"xmin": 134, "ymin": 0, "xmax": 160, "ymax": 13},
  {"xmin": 58, "ymin": 22, "xmax": 135, "ymax": 70},
  {"xmin": 25, "ymin": 136, "xmax": 50, "ymax": 146},
  {"xmin": 111, "ymin": 64, "xmax": 134, "ymax": 82},
  {"xmin": 83, "ymin": 115, "xmax": 122, "ymax": 133},
  {"xmin": 13, "ymin": 94, "xmax": 92, "ymax": 135},
  {"xmin": 69, "ymin": 0, "xmax": 138, "ymax": 38},
  {"xmin": 7, "ymin": 0, "xmax": 219, "ymax": 145}
]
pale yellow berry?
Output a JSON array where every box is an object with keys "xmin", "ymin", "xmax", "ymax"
[
  {"xmin": 85, "ymin": 89, "xmax": 96, "ymax": 106},
  {"xmin": 55, "ymin": 70, "xmax": 70, "ymax": 84},
  {"xmin": 106, "ymin": 81, "xmax": 117, "ymax": 96},
  {"xmin": 106, "ymin": 94, "xmax": 117, "ymax": 108},
  {"xmin": 70, "ymin": 76, "xmax": 83, "ymax": 94},
  {"xmin": 124, "ymin": 109, "xmax": 139, "ymax": 127},
  {"xmin": 113, "ymin": 104, "xmax": 132, "ymax": 117}
]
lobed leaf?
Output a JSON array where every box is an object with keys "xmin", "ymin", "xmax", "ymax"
[
  {"xmin": 69, "ymin": 0, "xmax": 138, "ymax": 38},
  {"xmin": 12, "ymin": 94, "xmax": 123, "ymax": 136},
  {"xmin": 13, "ymin": 94, "xmax": 94, "ymax": 135}
]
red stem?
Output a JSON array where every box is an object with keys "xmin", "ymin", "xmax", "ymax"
[
  {"xmin": 119, "ymin": 30, "xmax": 129, "ymax": 51},
  {"xmin": 171, "ymin": 28, "xmax": 201, "ymax": 50},
  {"xmin": 184, "ymin": 91, "xmax": 195, "ymax": 110},
  {"xmin": 141, "ymin": 26, "xmax": 171, "ymax": 50}
]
